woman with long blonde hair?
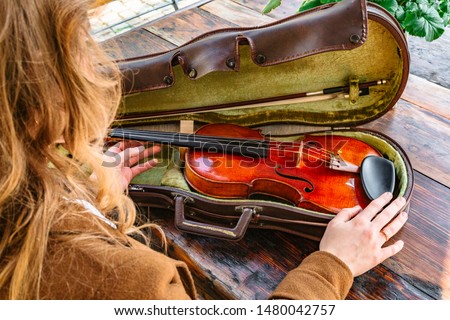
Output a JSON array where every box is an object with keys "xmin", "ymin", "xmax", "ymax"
[
  {"xmin": 0, "ymin": 0, "xmax": 408, "ymax": 300},
  {"xmin": 0, "ymin": 0, "xmax": 179, "ymax": 299}
]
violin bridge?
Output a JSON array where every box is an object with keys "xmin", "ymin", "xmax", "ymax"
[
  {"xmin": 329, "ymin": 155, "xmax": 359, "ymax": 173},
  {"xmin": 295, "ymin": 141, "xmax": 304, "ymax": 167}
]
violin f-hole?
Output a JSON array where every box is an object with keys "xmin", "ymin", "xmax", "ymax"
[{"xmin": 274, "ymin": 165, "xmax": 314, "ymax": 193}]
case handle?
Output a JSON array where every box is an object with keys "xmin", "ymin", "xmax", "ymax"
[{"xmin": 174, "ymin": 196, "xmax": 253, "ymax": 241}]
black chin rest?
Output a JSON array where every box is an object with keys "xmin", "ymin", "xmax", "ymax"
[{"xmin": 360, "ymin": 156, "xmax": 395, "ymax": 200}]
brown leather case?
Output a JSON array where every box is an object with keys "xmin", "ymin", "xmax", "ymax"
[{"xmin": 115, "ymin": 0, "xmax": 414, "ymax": 241}]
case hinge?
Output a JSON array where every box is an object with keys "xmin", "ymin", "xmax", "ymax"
[{"xmin": 235, "ymin": 206, "xmax": 263, "ymax": 213}]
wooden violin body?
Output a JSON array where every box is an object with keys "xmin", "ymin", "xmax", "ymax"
[
  {"xmin": 184, "ymin": 124, "xmax": 381, "ymax": 214},
  {"xmin": 110, "ymin": 123, "xmax": 391, "ymax": 215}
]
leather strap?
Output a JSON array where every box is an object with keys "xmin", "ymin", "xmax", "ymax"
[{"xmin": 119, "ymin": 0, "xmax": 367, "ymax": 93}]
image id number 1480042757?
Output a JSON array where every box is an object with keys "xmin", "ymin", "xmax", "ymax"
[{"xmin": 256, "ymin": 304, "xmax": 335, "ymax": 316}]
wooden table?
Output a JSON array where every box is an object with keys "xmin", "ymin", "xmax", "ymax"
[{"xmin": 103, "ymin": 0, "xmax": 450, "ymax": 299}]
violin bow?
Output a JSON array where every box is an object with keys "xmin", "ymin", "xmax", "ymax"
[{"xmin": 115, "ymin": 80, "xmax": 387, "ymax": 121}]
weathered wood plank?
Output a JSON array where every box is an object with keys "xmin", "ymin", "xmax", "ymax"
[
  {"xmin": 201, "ymin": 0, "xmax": 275, "ymax": 26},
  {"xmin": 381, "ymin": 171, "xmax": 450, "ymax": 299},
  {"xmin": 361, "ymin": 99, "xmax": 450, "ymax": 187},
  {"xmin": 145, "ymin": 170, "xmax": 449, "ymax": 301},
  {"xmin": 138, "ymin": 170, "xmax": 449, "ymax": 300},
  {"xmin": 402, "ymin": 74, "xmax": 450, "ymax": 120},
  {"xmin": 101, "ymin": 29, "xmax": 176, "ymax": 60},
  {"xmin": 347, "ymin": 265, "xmax": 432, "ymax": 300},
  {"xmin": 146, "ymin": 205, "xmax": 434, "ymax": 299},
  {"xmin": 165, "ymin": 224, "xmax": 306, "ymax": 299},
  {"xmin": 143, "ymin": 7, "xmax": 238, "ymax": 46},
  {"xmin": 407, "ymin": 26, "xmax": 450, "ymax": 89}
]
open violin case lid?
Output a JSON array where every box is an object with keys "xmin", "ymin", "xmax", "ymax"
[{"xmin": 112, "ymin": 0, "xmax": 414, "ymax": 241}]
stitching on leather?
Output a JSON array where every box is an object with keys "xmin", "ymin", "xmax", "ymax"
[
  {"xmin": 263, "ymin": 45, "xmax": 350, "ymax": 65},
  {"xmin": 116, "ymin": 4, "xmax": 335, "ymax": 63},
  {"xmin": 122, "ymin": 0, "xmax": 367, "ymax": 91},
  {"xmin": 264, "ymin": 0, "xmax": 367, "ymax": 65}
]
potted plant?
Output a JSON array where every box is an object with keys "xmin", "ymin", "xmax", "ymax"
[{"xmin": 263, "ymin": 0, "xmax": 449, "ymax": 41}]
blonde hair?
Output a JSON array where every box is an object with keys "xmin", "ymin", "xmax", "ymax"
[{"xmin": 0, "ymin": 0, "xmax": 143, "ymax": 299}]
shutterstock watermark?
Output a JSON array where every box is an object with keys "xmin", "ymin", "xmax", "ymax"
[{"xmin": 102, "ymin": 133, "xmax": 350, "ymax": 170}]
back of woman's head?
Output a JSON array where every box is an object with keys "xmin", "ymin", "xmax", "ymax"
[{"xmin": 0, "ymin": 0, "xmax": 135, "ymax": 299}]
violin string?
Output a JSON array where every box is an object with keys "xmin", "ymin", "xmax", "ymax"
[
  {"xmin": 112, "ymin": 129, "xmax": 339, "ymax": 164},
  {"xmin": 114, "ymin": 128, "xmax": 338, "ymax": 154},
  {"xmin": 114, "ymin": 129, "xmax": 270, "ymax": 148},
  {"xmin": 112, "ymin": 129, "xmax": 337, "ymax": 165},
  {"xmin": 113, "ymin": 129, "xmax": 339, "ymax": 157},
  {"xmin": 267, "ymin": 148, "xmax": 334, "ymax": 165}
]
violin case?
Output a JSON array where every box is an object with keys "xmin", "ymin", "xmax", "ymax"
[{"xmin": 113, "ymin": 0, "xmax": 414, "ymax": 241}]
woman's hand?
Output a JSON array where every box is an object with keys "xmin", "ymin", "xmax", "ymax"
[
  {"xmin": 319, "ymin": 192, "xmax": 408, "ymax": 277},
  {"xmin": 102, "ymin": 141, "xmax": 161, "ymax": 191}
]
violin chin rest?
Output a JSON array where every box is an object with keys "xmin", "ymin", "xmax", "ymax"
[{"xmin": 360, "ymin": 156, "xmax": 395, "ymax": 201}]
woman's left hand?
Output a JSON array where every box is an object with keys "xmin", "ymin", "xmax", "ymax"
[
  {"xmin": 319, "ymin": 193, "xmax": 407, "ymax": 277},
  {"xmin": 102, "ymin": 141, "xmax": 161, "ymax": 191}
]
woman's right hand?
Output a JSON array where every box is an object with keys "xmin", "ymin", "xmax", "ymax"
[
  {"xmin": 100, "ymin": 140, "xmax": 161, "ymax": 191},
  {"xmin": 319, "ymin": 192, "xmax": 408, "ymax": 277}
]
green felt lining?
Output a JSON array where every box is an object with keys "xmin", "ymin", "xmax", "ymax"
[
  {"xmin": 118, "ymin": 20, "xmax": 405, "ymax": 128},
  {"xmin": 310, "ymin": 131, "xmax": 407, "ymax": 197}
]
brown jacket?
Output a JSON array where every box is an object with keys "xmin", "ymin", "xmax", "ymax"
[{"xmin": 3, "ymin": 214, "xmax": 353, "ymax": 299}]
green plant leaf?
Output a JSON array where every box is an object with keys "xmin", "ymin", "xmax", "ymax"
[
  {"xmin": 412, "ymin": 0, "xmax": 429, "ymax": 6},
  {"xmin": 320, "ymin": 0, "xmax": 340, "ymax": 3},
  {"xmin": 395, "ymin": 5, "xmax": 406, "ymax": 21},
  {"xmin": 440, "ymin": 1, "xmax": 450, "ymax": 14},
  {"xmin": 404, "ymin": 1, "xmax": 419, "ymax": 13},
  {"xmin": 299, "ymin": 0, "xmax": 332, "ymax": 12},
  {"xmin": 443, "ymin": 13, "xmax": 449, "ymax": 26},
  {"xmin": 371, "ymin": 0, "xmax": 399, "ymax": 14},
  {"xmin": 268, "ymin": 0, "xmax": 448, "ymax": 41},
  {"xmin": 439, "ymin": 1, "xmax": 450, "ymax": 25},
  {"xmin": 262, "ymin": 0, "xmax": 282, "ymax": 14},
  {"xmin": 403, "ymin": 4, "xmax": 446, "ymax": 41}
]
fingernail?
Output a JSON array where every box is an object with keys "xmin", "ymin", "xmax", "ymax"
[
  {"xmin": 401, "ymin": 211, "xmax": 408, "ymax": 218},
  {"xmin": 384, "ymin": 192, "xmax": 393, "ymax": 198}
]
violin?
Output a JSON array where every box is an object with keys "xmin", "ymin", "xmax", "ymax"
[{"xmin": 110, "ymin": 123, "xmax": 395, "ymax": 214}]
